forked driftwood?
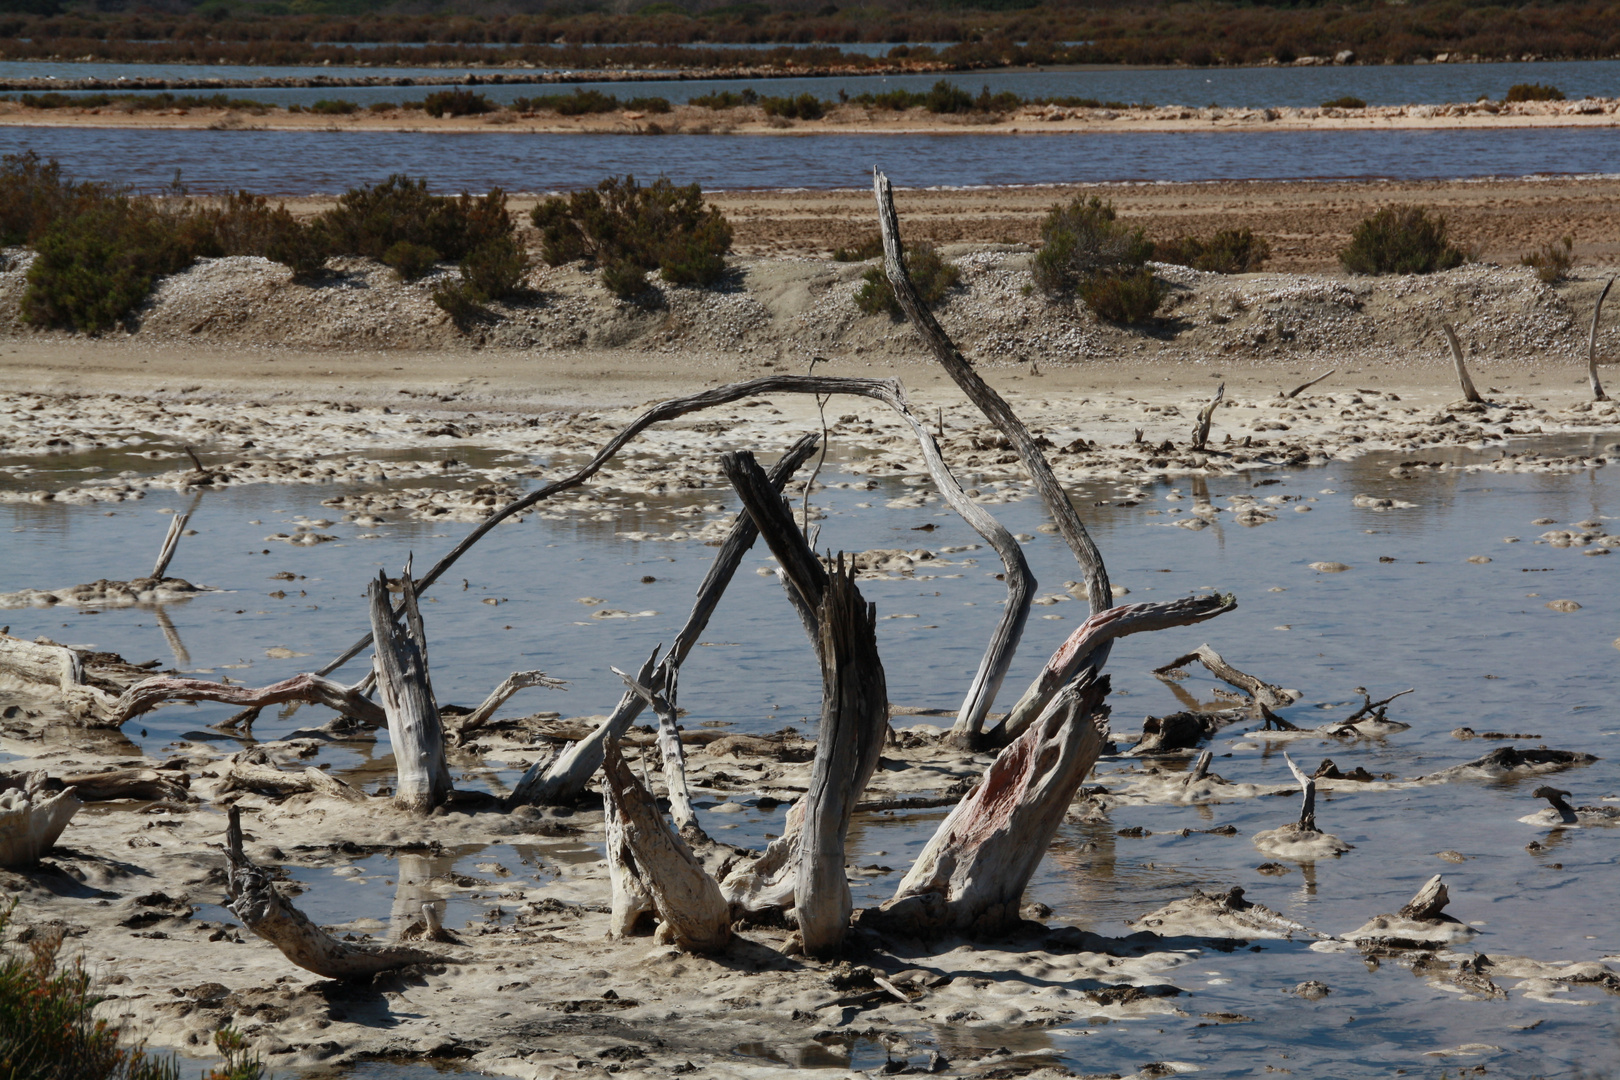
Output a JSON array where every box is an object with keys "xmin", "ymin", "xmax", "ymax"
[
  {"xmin": 1441, "ymin": 322, "xmax": 1483, "ymax": 404},
  {"xmin": 367, "ymin": 570, "xmax": 451, "ymax": 813},
  {"xmin": 1286, "ymin": 753, "xmax": 1318, "ymax": 831},
  {"xmin": 873, "ymin": 169, "xmax": 1114, "ymax": 620},
  {"xmin": 600, "ymin": 739, "xmax": 731, "ymax": 953},
  {"xmin": 1152, "ymin": 644, "xmax": 1293, "ymax": 710},
  {"xmin": 724, "ymin": 451, "xmax": 890, "ymax": 954},
  {"xmin": 1342, "ymin": 686, "xmax": 1415, "ymax": 724},
  {"xmin": 869, "ymin": 670, "xmax": 1111, "ymax": 937},
  {"xmin": 1589, "ymin": 277, "xmax": 1614, "ymax": 402},
  {"xmin": 0, "ymin": 771, "xmax": 82, "ymax": 866},
  {"xmin": 451, "ymin": 669, "xmax": 566, "ymax": 744},
  {"xmin": 1191, "ymin": 383, "xmax": 1225, "ymax": 452},
  {"xmin": 115, "ymin": 672, "xmax": 386, "ymax": 729},
  {"xmin": 511, "ymin": 433, "xmax": 819, "ymax": 807},
  {"xmin": 220, "ymin": 748, "xmax": 365, "ymax": 803},
  {"xmin": 223, "ymin": 806, "xmax": 444, "ymax": 978},
  {"xmin": 988, "ymin": 595, "xmax": 1236, "ymax": 746},
  {"xmin": 613, "ymin": 666, "xmax": 701, "ymax": 838},
  {"xmin": 1282, "ymin": 368, "xmax": 1337, "ymax": 399}
]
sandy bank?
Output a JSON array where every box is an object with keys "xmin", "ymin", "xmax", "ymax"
[{"xmin": 2, "ymin": 95, "xmax": 1617, "ymax": 136}]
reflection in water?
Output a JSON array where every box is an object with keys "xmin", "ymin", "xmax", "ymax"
[{"xmin": 154, "ymin": 605, "xmax": 190, "ymax": 668}]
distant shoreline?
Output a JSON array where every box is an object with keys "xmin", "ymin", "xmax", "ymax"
[{"xmin": 1, "ymin": 96, "xmax": 1615, "ymax": 136}]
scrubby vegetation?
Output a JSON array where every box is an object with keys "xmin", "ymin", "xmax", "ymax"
[
  {"xmin": 16, "ymin": 91, "xmax": 267, "ymax": 113},
  {"xmin": 509, "ymin": 90, "xmax": 670, "ymax": 115},
  {"xmin": 531, "ymin": 175, "xmax": 731, "ymax": 299},
  {"xmin": 690, "ymin": 89, "xmax": 759, "ymax": 110},
  {"xmin": 761, "ymin": 93, "xmax": 825, "ymax": 121},
  {"xmin": 422, "ymin": 89, "xmax": 493, "ymax": 117},
  {"xmin": 851, "ymin": 80, "xmax": 1022, "ymax": 114},
  {"xmin": 1339, "ymin": 205, "xmax": 1469, "ymax": 275},
  {"xmin": 853, "ymin": 241, "xmax": 961, "ymax": 317},
  {"xmin": 1505, "ymin": 82, "xmax": 1566, "ymax": 102},
  {"xmin": 2, "ymin": 3, "xmax": 1619, "ymax": 70},
  {"xmin": 1321, "ymin": 95, "xmax": 1368, "ymax": 109},
  {"xmin": 1154, "ymin": 228, "xmax": 1271, "ymax": 274},
  {"xmin": 0, "ymin": 903, "xmax": 262, "ymax": 1080},
  {"xmin": 1032, "ymin": 195, "xmax": 1162, "ymax": 323},
  {"xmin": 312, "ymin": 174, "xmax": 514, "ymax": 282},
  {"xmin": 832, "ymin": 234, "xmax": 885, "ymax": 263},
  {"xmin": 1522, "ymin": 235, "xmax": 1575, "ymax": 283}
]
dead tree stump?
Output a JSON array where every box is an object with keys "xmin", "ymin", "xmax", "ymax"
[{"xmin": 368, "ymin": 571, "xmax": 450, "ymax": 813}]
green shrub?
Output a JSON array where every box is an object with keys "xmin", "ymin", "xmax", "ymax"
[
  {"xmin": 833, "ymin": 232, "xmax": 885, "ymax": 262},
  {"xmin": 854, "ymin": 241, "xmax": 960, "ymax": 317},
  {"xmin": 0, "ymin": 903, "xmax": 261, "ymax": 1080},
  {"xmin": 0, "ymin": 150, "xmax": 105, "ymax": 246},
  {"xmin": 1521, "ymin": 234, "xmax": 1574, "ymax": 283},
  {"xmin": 1078, "ymin": 266, "xmax": 1164, "ymax": 323},
  {"xmin": 1339, "ymin": 205, "xmax": 1467, "ymax": 275},
  {"xmin": 531, "ymin": 174, "xmax": 732, "ymax": 295},
  {"xmin": 1031, "ymin": 195, "xmax": 1154, "ymax": 295},
  {"xmin": 1154, "ymin": 228, "xmax": 1271, "ymax": 273},
  {"xmin": 1505, "ymin": 82, "xmax": 1564, "ymax": 102},
  {"xmin": 760, "ymin": 93, "xmax": 825, "ymax": 120},
  {"xmin": 1321, "ymin": 95, "xmax": 1367, "ymax": 109},
  {"xmin": 514, "ymin": 89, "xmax": 623, "ymax": 115},
  {"xmin": 423, "ymin": 88, "xmax": 494, "ymax": 117},
  {"xmin": 310, "ymin": 98, "xmax": 358, "ymax": 114},
  {"xmin": 625, "ymin": 96, "xmax": 672, "ymax": 114},
  {"xmin": 23, "ymin": 198, "xmax": 197, "ymax": 332},
  {"xmin": 924, "ymin": 80, "xmax": 975, "ymax": 113},
  {"xmin": 382, "ymin": 240, "xmax": 438, "ymax": 280},
  {"xmin": 459, "ymin": 234, "xmax": 530, "ymax": 299},
  {"xmin": 264, "ymin": 219, "xmax": 328, "ymax": 280},
  {"xmin": 690, "ymin": 88, "xmax": 757, "ymax": 109},
  {"xmin": 368, "ymin": 101, "xmax": 396, "ymax": 112},
  {"xmin": 431, "ymin": 281, "xmax": 489, "ymax": 326},
  {"xmin": 316, "ymin": 175, "xmax": 513, "ymax": 270}
]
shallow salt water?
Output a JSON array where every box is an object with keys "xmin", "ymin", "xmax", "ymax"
[{"xmin": 4, "ymin": 428, "xmax": 1619, "ymax": 1076}]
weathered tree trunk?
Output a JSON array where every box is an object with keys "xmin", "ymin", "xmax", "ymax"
[
  {"xmin": 1590, "ymin": 277, "xmax": 1614, "ymax": 402},
  {"xmin": 220, "ymin": 748, "xmax": 364, "ymax": 802},
  {"xmin": 600, "ymin": 739, "xmax": 731, "ymax": 952},
  {"xmin": 1441, "ymin": 322, "xmax": 1483, "ymax": 404},
  {"xmin": 116, "ymin": 672, "xmax": 386, "ymax": 729},
  {"xmin": 0, "ymin": 632, "xmax": 128, "ymax": 725},
  {"xmin": 873, "ymin": 169, "xmax": 1114, "ymax": 620},
  {"xmin": 870, "ymin": 670, "xmax": 1111, "ymax": 937},
  {"xmin": 0, "ymin": 771, "xmax": 82, "ymax": 866},
  {"xmin": 223, "ymin": 807, "xmax": 443, "ymax": 978},
  {"xmin": 721, "ymin": 800, "xmax": 805, "ymax": 916},
  {"xmin": 614, "ymin": 666, "xmax": 702, "ymax": 839},
  {"xmin": 1191, "ymin": 382, "xmax": 1225, "ymax": 451},
  {"xmin": 988, "ymin": 596, "xmax": 1235, "ymax": 745},
  {"xmin": 1282, "ymin": 368, "xmax": 1336, "ymax": 399},
  {"xmin": 150, "ymin": 510, "xmax": 189, "ymax": 580},
  {"xmin": 509, "ymin": 433, "xmax": 821, "ymax": 807},
  {"xmin": 796, "ymin": 561, "xmax": 890, "ymax": 957},
  {"xmin": 56, "ymin": 767, "xmax": 190, "ymax": 803},
  {"xmin": 368, "ymin": 571, "xmax": 450, "ymax": 813}
]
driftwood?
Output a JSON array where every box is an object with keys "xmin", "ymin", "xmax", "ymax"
[
  {"xmin": 1589, "ymin": 277, "xmax": 1614, "ymax": 402},
  {"xmin": 223, "ymin": 806, "xmax": 443, "ymax": 978},
  {"xmin": 1132, "ymin": 707, "xmax": 1248, "ymax": 755},
  {"xmin": 0, "ymin": 631, "xmax": 141, "ymax": 725},
  {"xmin": 368, "ymin": 571, "xmax": 451, "ymax": 813},
  {"xmin": 1441, "ymin": 322, "xmax": 1483, "ymax": 404},
  {"xmin": 511, "ymin": 433, "xmax": 819, "ymax": 807},
  {"xmin": 1400, "ymin": 874, "xmax": 1451, "ymax": 921},
  {"xmin": 600, "ymin": 739, "xmax": 731, "ymax": 952},
  {"xmin": 1190, "ymin": 382, "xmax": 1225, "ymax": 452},
  {"xmin": 0, "ymin": 771, "xmax": 82, "ymax": 866},
  {"xmin": 55, "ymin": 767, "xmax": 190, "ymax": 803},
  {"xmin": 1282, "ymin": 368, "xmax": 1337, "ymax": 399},
  {"xmin": 115, "ymin": 672, "xmax": 386, "ymax": 729},
  {"xmin": 151, "ymin": 510, "xmax": 190, "ymax": 580},
  {"xmin": 724, "ymin": 451, "xmax": 890, "ymax": 953},
  {"xmin": 797, "ymin": 561, "xmax": 889, "ymax": 956},
  {"xmin": 613, "ymin": 666, "xmax": 701, "ymax": 838},
  {"xmin": 1342, "ymin": 686, "xmax": 1415, "ymax": 725},
  {"xmin": 1153, "ymin": 644, "xmax": 1294, "ymax": 710},
  {"xmin": 1251, "ymin": 753, "xmax": 1352, "ymax": 858},
  {"xmin": 721, "ymin": 801, "xmax": 804, "ymax": 917},
  {"xmin": 220, "ymin": 749, "xmax": 365, "ymax": 803},
  {"xmin": 989, "ymin": 595, "xmax": 1236, "ymax": 745},
  {"xmin": 451, "ymin": 669, "xmax": 565, "ymax": 743},
  {"xmin": 874, "ymin": 170, "xmax": 1113, "ymax": 620},
  {"xmin": 869, "ymin": 670, "xmax": 1111, "ymax": 937}
]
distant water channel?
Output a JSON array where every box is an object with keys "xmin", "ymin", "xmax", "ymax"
[
  {"xmin": 4, "ymin": 429, "xmax": 1620, "ymax": 1077},
  {"xmin": 5, "ymin": 57, "xmax": 1620, "ymax": 109},
  {"xmin": 2, "ymin": 126, "xmax": 1618, "ymax": 192}
]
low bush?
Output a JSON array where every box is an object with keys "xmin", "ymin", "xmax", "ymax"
[
  {"xmin": 1321, "ymin": 95, "xmax": 1367, "ymax": 109},
  {"xmin": 1521, "ymin": 234, "xmax": 1574, "ymax": 283},
  {"xmin": 0, "ymin": 150, "xmax": 104, "ymax": 245},
  {"xmin": 625, "ymin": 96, "xmax": 672, "ymax": 114},
  {"xmin": 760, "ymin": 93, "xmax": 825, "ymax": 120},
  {"xmin": 1154, "ymin": 228, "xmax": 1271, "ymax": 274},
  {"xmin": 852, "ymin": 81, "xmax": 1024, "ymax": 113},
  {"xmin": 513, "ymin": 89, "xmax": 622, "ymax": 115},
  {"xmin": 690, "ymin": 88, "xmax": 758, "ymax": 109},
  {"xmin": 1339, "ymin": 205, "xmax": 1468, "ymax": 275},
  {"xmin": 382, "ymin": 239, "xmax": 438, "ymax": 280},
  {"xmin": 423, "ymin": 88, "xmax": 494, "ymax": 117},
  {"xmin": 833, "ymin": 233, "xmax": 885, "ymax": 262},
  {"xmin": 316, "ymin": 174, "xmax": 512, "ymax": 266},
  {"xmin": 0, "ymin": 903, "xmax": 263, "ymax": 1080},
  {"xmin": 1079, "ymin": 265, "xmax": 1164, "ymax": 323},
  {"xmin": 531, "ymin": 174, "xmax": 731, "ymax": 297},
  {"xmin": 368, "ymin": 101, "xmax": 396, "ymax": 112},
  {"xmin": 1505, "ymin": 82, "xmax": 1564, "ymax": 102},
  {"xmin": 854, "ymin": 241, "xmax": 960, "ymax": 317},
  {"xmin": 23, "ymin": 198, "xmax": 198, "ymax": 332},
  {"xmin": 18, "ymin": 91, "xmax": 266, "ymax": 112},
  {"xmin": 309, "ymin": 98, "xmax": 358, "ymax": 115}
]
